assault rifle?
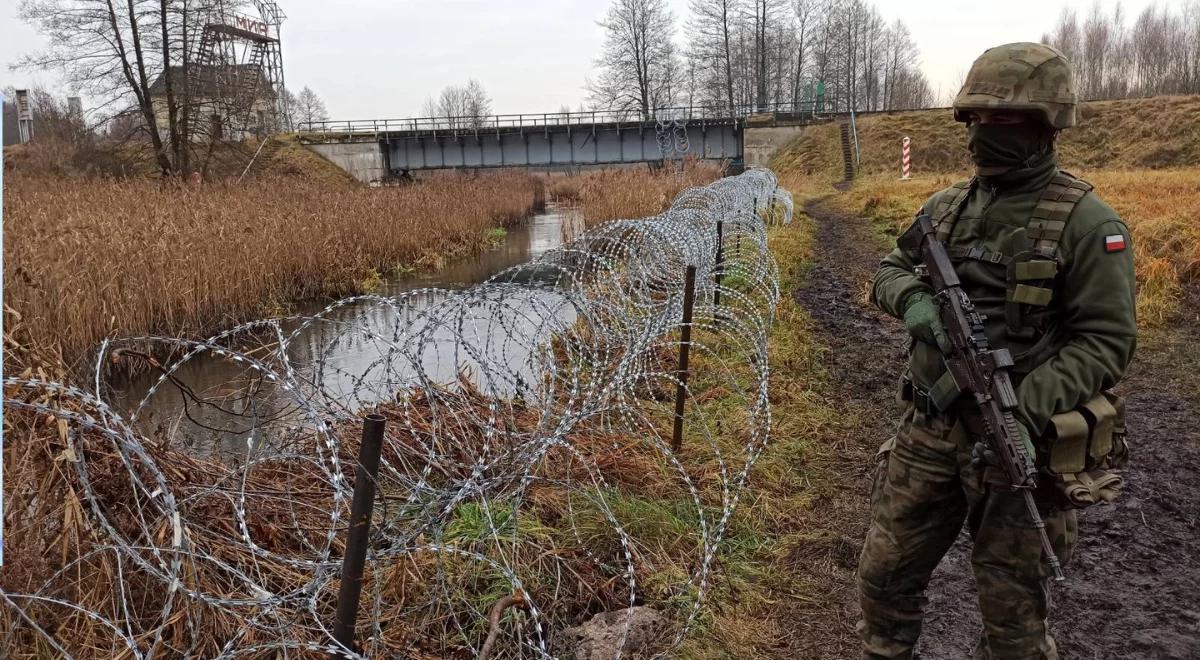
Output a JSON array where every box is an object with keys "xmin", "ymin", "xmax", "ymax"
[{"xmin": 899, "ymin": 212, "xmax": 1065, "ymax": 582}]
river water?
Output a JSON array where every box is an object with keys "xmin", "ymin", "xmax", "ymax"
[{"xmin": 110, "ymin": 204, "xmax": 584, "ymax": 456}]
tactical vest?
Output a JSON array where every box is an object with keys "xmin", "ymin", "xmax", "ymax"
[
  {"xmin": 927, "ymin": 170, "xmax": 1094, "ymax": 343},
  {"xmin": 918, "ymin": 172, "xmax": 1127, "ymax": 508}
]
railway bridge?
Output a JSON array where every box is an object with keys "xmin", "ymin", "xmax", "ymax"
[{"xmin": 297, "ymin": 105, "xmax": 833, "ymax": 183}]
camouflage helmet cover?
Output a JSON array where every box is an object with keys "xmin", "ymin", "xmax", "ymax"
[{"xmin": 953, "ymin": 42, "xmax": 1077, "ymax": 129}]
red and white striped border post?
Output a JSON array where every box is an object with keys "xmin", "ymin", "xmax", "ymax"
[{"xmin": 901, "ymin": 136, "xmax": 912, "ymax": 180}]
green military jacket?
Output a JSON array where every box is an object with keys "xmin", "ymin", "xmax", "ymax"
[{"xmin": 872, "ymin": 154, "xmax": 1137, "ymax": 436}]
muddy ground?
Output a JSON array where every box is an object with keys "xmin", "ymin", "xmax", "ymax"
[{"xmin": 789, "ymin": 199, "xmax": 1200, "ymax": 659}]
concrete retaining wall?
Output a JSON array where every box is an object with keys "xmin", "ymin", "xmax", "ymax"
[
  {"xmin": 743, "ymin": 125, "xmax": 806, "ymax": 168},
  {"xmin": 306, "ymin": 142, "xmax": 387, "ymax": 184}
]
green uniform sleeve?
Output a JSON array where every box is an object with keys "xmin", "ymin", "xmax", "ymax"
[
  {"xmin": 871, "ymin": 246, "xmax": 931, "ymax": 318},
  {"xmin": 870, "ymin": 194, "xmax": 941, "ymax": 318},
  {"xmin": 1015, "ymin": 219, "xmax": 1137, "ymax": 435}
]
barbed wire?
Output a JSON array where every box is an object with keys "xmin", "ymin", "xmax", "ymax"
[
  {"xmin": 1, "ymin": 169, "xmax": 793, "ymax": 658},
  {"xmin": 655, "ymin": 113, "xmax": 690, "ymax": 160}
]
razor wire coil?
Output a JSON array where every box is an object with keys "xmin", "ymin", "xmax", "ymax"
[{"xmin": 2, "ymin": 169, "xmax": 793, "ymax": 659}]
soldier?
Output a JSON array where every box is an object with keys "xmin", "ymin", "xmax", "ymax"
[{"xmin": 858, "ymin": 43, "xmax": 1137, "ymax": 659}]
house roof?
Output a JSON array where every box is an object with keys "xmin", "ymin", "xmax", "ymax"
[{"xmin": 148, "ymin": 65, "xmax": 276, "ymax": 101}]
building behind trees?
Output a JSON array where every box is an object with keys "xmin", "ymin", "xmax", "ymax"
[{"xmin": 16, "ymin": 0, "xmax": 288, "ymax": 176}]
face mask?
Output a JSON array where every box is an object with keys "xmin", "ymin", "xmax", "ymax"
[{"xmin": 967, "ymin": 122, "xmax": 1055, "ymax": 175}]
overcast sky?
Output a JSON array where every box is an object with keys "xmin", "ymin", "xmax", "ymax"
[{"xmin": 1, "ymin": 0, "xmax": 1163, "ymax": 118}]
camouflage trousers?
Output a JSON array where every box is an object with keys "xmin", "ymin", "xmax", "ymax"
[{"xmin": 857, "ymin": 405, "xmax": 1077, "ymax": 660}]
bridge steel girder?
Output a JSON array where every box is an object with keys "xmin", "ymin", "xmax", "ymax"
[{"xmin": 378, "ymin": 120, "xmax": 742, "ymax": 173}]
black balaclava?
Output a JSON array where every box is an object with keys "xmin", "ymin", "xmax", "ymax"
[{"xmin": 967, "ymin": 120, "xmax": 1057, "ymax": 178}]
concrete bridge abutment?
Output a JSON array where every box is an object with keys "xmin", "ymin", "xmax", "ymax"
[{"xmin": 306, "ymin": 141, "xmax": 388, "ymax": 184}]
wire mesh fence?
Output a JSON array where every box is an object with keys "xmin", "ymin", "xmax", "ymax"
[{"xmin": 1, "ymin": 168, "xmax": 793, "ymax": 658}]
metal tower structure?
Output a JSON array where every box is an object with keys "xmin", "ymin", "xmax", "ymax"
[
  {"xmin": 252, "ymin": 0, "xmax": 287, "ymax": 121},
  {"xmin": 192, "ymin": 0, "xmax": 286, "ymax": 138}
]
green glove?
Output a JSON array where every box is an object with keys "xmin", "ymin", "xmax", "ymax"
[
  {"xmin": 971, "ymin": 421, "xmax": 1036, "ymax": 468},
  {"xmin": 903, "ymin": 292, "xmax": 951, "ymax": 354}
]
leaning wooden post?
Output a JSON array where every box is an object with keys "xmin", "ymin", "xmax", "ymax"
[
  {"xmin": 713, "ymin": 221, "xmax": 725, "ymax": 307},
  {"xmin": 672, "ymin": 265, "xmax": 697, "ymax": 453},
  {"xmin": 331, "ymin": 413, "xmax": 387, "ymax": 659}
]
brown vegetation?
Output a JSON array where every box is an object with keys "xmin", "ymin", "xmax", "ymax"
[
  {"xmin": 771, "ymin": 95, "xmax": 1200, "ymax": 325},
  {"xmin": 0, "ymin": 374, "xmax": 711, "ymax": 656},
  {"xmin": 826, "ymin": 169, "xmax": 1200, "ymax": 327},
  {"xmin": 0, "ymin": 167, "xmax": 773, "ymax": 655},
  {"xmin": 773, "ymin": 95, "xmax": 1200, "ymax": 181},
  {"xmin": 3, "ymin": 172, "xmax": 544, "ymax": 368},
  {"xmin": 549, "ymin": 160, "xmax": 723, "ymax": 226}
]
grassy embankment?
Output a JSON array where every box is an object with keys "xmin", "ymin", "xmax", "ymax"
[
  {"xmin": 773, "ymin": 94, "xmax": 1200, "ymax": 325},
  {"xmin": 675, "ymin": 210, "xmax": 854, "ymax": 656}
]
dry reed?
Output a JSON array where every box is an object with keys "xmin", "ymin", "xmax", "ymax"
[
  {"xmin": 548, "ymin": 160, "xmax": 723, "ymax": 227},
  {"xmin": 3, "ymin": 172, "xmax": 544, "ymax": 368},
  {"xmin": 0, "ymin": 172, "xmax": 786, "ymax": 655}
]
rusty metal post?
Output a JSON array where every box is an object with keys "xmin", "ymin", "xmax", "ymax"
[
  {"xmin": 332, "ymin": 413, "xmax": 386, "ymax": 658},
  {"xmin": 713, "ymin": 221, "xmax": 724, "ymax": 307},
  {"xmin": 671, "ymin": 265, "xmax": 697, "ymax": 453}
]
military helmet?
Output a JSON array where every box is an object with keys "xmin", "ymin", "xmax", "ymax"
[{"xmin": 953, "ymin": 42, "xmax": 1077, "ymax": 129}]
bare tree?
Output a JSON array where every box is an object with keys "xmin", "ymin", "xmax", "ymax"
[
  {"xmin": 436, "ymin": 85, "xmax": 468, "ymax": 123},
  {"xmin": 462, "ymin": 79, "xmax": 492, "ymax": 126},
  {"xmin": 1046, "ymin": 1, "xmax": 1200, "ymax": 99},
  {"xmin": 744, "ymin": 0, "xmax": 788, "ymax": 110},
  {"xmin": 17, "ymin": 0, "xmax": 224, "ymax": 176},
  {"xmin": 425, "ymin": 79, "xmax": 491, "ymax": 128},
  {"xmin": 790, "ymin": 0, "xmax": 817, "ymax": 109},
  {"xmin": 421, "ymin": 96, "xmax": 439, "ymax": 119},
  {"xmin": 685, "ymin": 0, "xmax": 931, "ymax": 113},
  {"xmin": 293, "ymin": 86, "xmax": 329, "ymax": 127},
  {"xmin": 686, "ymin": 0, "xmax": 741, "ymax": 111},
  {"xmin": 1081, "ymin": 2, "xmax": 1111, "ymax": 99},
  {"xmin": 588, "ymin": 0, "xmax": 679, "ymax": 119}
]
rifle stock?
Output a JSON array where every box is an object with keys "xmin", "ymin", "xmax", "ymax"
[{"xmin": 901, "ymin": 213, "xmax": 1065, "ymax": 582}]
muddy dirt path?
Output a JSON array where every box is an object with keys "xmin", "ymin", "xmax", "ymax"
[
  {"xmin": 782, "ymin": 198, "xmax": 910, "ymax": 658},
  {"xmin": 792, "ymin": 199, "xmax": 1200, "ymax": 659}
]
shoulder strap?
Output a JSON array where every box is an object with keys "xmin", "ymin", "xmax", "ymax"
[
  {"xmin": 1005, "ymin": 169, "xmax": 1095, "ymax": 348},
  {"xmin": 1026, "ymin": 170, "xmax": 1094, "ymax": 259},
  {"xmin": 931, "ymin": 178, "xmax": 976, "ymax": 243}
]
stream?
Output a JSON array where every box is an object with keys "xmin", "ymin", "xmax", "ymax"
[{"xmin": 109, "ymin": 204, "xmax": 585, "ymax": 456}]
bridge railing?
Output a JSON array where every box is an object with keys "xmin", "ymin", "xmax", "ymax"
[{"xmin": 297, "ymin": 102, "xmax": 819, "ymax": 136}]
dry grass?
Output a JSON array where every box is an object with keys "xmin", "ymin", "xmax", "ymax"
[
  {"xmin": 1084, "ymin": 169, "xmax": 1200, "ymax": 324},
  {"xmin": 676, "ymin": 199, "xmax": 870, "ymax": 657},
  {"xmin": 771, "ymin": 95, "xmax": 1200, "ymax": 325},
  {"xmin": 549, "ymin": 160, "xmax": 723, "ymax": 226},
  {"xmin": 244, "ymin": 135, "xmax": 359, "ymax": 184},
  {"xmin": 772, "ymin": 95, "xmax": 1200, "ymax": 185},
  {"xmin": 3, "ymin": 172, "xmax": 544, "ymax": 368},
  {"xmin": 813, "ymin": 169, "xmax": 1200, "ymax": 327}
]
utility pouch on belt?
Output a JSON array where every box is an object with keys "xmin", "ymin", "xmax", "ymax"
[{"xmin": 1045, "ymin": 391, "xmax": 1128, "ymax": 508}]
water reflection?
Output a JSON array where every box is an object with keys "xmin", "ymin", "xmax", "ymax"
[{"xmin": 110, "ymin": 205, "xmax": 584, "ymax": 456}]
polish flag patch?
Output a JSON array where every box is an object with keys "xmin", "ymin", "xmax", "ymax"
[{"xmin": 1105, "ymin": 234, "xmax": 1126, "ymax": 252}]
